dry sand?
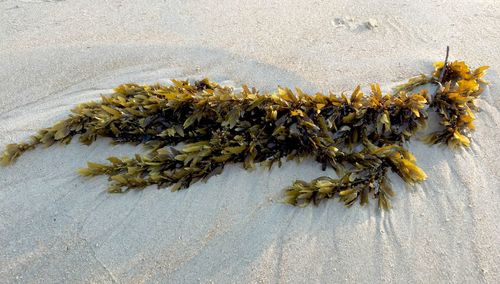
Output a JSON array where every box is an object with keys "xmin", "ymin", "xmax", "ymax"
[{"xmin": 0, "ymin": 0, "xmax": 499, "ymax": 283}]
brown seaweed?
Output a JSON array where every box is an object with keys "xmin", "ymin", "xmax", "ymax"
[{"xmin": 0, "ymin": 59, "xmax": 488, "ymax": 209}]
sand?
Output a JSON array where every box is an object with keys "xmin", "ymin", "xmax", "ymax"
[{"xmin": 0, "ymin": 0, "xmax": 499, "ymax": 283}]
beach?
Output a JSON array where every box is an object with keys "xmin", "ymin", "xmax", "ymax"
[{"xmin": 0, "ymin": 0, "xmax": 499, "ymax": 283}]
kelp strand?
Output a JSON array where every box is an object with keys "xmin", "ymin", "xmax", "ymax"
[{"xmin": 0, "ymin": 60, "xmax": 488, "ymax": 209}]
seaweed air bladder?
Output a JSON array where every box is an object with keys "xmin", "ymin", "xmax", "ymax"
[{"xmin": 0, "ymin": 59, "xmax": 488, "ymax": 210}]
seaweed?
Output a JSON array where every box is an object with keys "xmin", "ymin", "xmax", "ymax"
[
  {"xmin": 0, "ymin": 56, "xmax": 488, "ymax": 209},
  {"xmin": 425, "ymin": 61, "xmax": 489, "ymax": 147}
]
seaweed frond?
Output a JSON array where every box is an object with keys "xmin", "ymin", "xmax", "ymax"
[
  {"xmin": 426, "ymin": 61, "xmax": 488, "ymax": 148},
  {"xmin": 0, "ymin": 59, "xmax": 488, "ymax": 210}
]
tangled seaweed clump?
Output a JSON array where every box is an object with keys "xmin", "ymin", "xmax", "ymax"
[{"xmin": 0, "ymin": 60, "xmax": 488, "ymax": 209}]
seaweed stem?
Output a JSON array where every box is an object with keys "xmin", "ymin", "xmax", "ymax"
[{"xmin": 439, "ymin": 46, "xmax": 450, "ymax": 83}]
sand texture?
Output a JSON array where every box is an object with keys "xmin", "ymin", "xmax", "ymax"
[{"xmin": 0, "ymin": 0, "xmax": 499, "ymax": 283}]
